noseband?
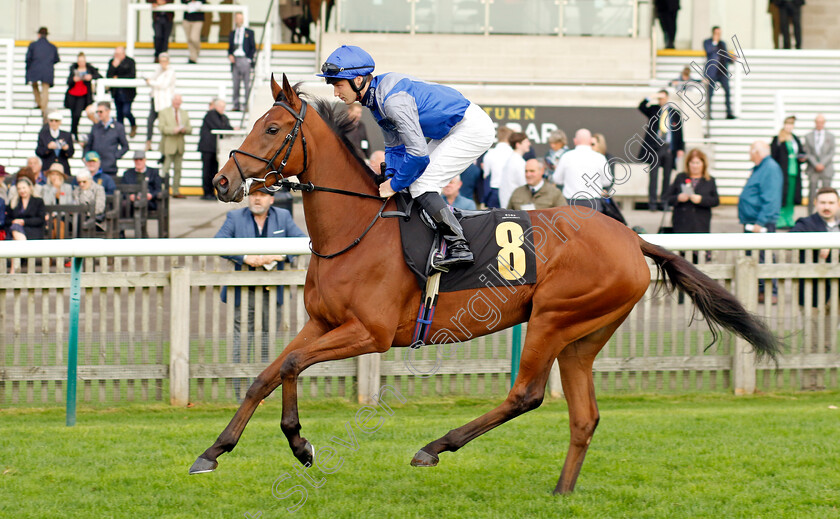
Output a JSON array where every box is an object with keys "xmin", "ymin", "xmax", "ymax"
[{"xmin": 229, "ymin": 99, "xmax": 309, "ymax": 192}]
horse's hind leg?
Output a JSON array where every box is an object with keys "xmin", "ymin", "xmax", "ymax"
[
  {"xmin": 410, "ymin": 319, "xmax": 560, "ymax": 467},
  {"xmin": 554, "ymin": 312, "xmax": 629, "ymax": 494}
]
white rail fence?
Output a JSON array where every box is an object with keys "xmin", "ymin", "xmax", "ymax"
[{"xmin": 1, "ymin": 234, "xmax": 839, "ymax": 407}]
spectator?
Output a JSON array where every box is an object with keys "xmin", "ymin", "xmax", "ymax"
[
  {"xmin": 36, "ymin": 112, "xmax": 75, "ymax": 177},
  {"xmin": 0, "ymin": 165, "xmax": 8, "ymax": 202},
  {"xmin": 509, "ymin": 158, "xmax": 566, "ymax": 211},
  {"xmin": 553, "ymin": 128, "xmax": 611, "ymax": 211},
  {"xmin": 158, "ymin": 94, "xmax": 192, "ymax": 198},
  {"xmin": 459, "ymin": 160, "xmax": 482, "ymax": 207},
  {"xmin": 367, "ymin": 149, "xmax": 385, "ymax": 173},
  {"xmin": 63, "ymin": 52, "xmax": 100, "ymax": 142},
  {"xmin": 344, "ymin": 102, "xmax": 370, "ymax": 159},
  {"xmin": 803, "ymin": 114, "xmax": 835, "ymax": 214},
  {"xmin": 771, "ymin": 115, "xmax": 805, "ymax": 228},
  {"xmin": 122, "ymin": 151, "xmax": 163, "ymax": 211},
  {"xmin": 791, "ymin": 187, "xmax": 838, "ymax": 382},
  {"xmin": 498, "ymin": 132, "xmax": 530, "ymax": 210},
  {"xmin": 26, "ymin": 156, "xmax": 45, "ymax": 185},
  {"xmin": 182, "ymin": 0, "xmax": 207, "ymax": 64},
  {"xmin": 25, "ymin": 27, "xmax": 59, "ymax": 122},
  {"xmin": 544, "ymin": 129, "xmax": 568, "ymax": 179},
  {"xmin": 144, "ymin": 52, "xmax": 176, "ymax": 150},
  {"xmin": 41, "ymin": 163, "xmax": 75, "ymax": 205},
  {"xmin": 215, "ymin": 186, "xmax": 307, "ymax": 398},
  {"xmin": 279, "ymin": 0, "xmax": 306, "ymax": 43},
  {"xmin": 84, "ymin": 101, "xmax": 129, "ymax": 178},
  {"xmin": 198, "ymin": 98, "xmax": 233, "ymax": 200},
  {"xmin": 228, "ymin": 12, "xmax": 256, "ymax": 112},
  {"xmin": 442, "ymin": 176, "xmax": 476, "ymax": 211},
  {"xmin": 769, "ymin": 0, "xmax": 781, "ymax": 49},
  {"xmin": 481, "ymin": 126, "xmax": 514, "ymax": 208},
  {"xmin": 669, "ymin": 65, "xmax": 704, "ymax": 94},
  {"xmin": 655, "ymin": 0, "xmax": 680, "ymax": 49},
  {"xmin": 774, "ymin": 0, "xmax": 804, "ymax": 49},
  {"xmin": 74, "ymin": 168, "xmax": 106, "ymax": 220},
  {"xmin": 83, "ymin": 151, "xmax": 116, "ymax": 196},
  {"xmin": 6, "ymin": 167, "xmax": 43, "ymax": 208},
  {"xmin": 638, "ymin": 90, "xmax": 685, "ymax": 210},
  {"xmin": 107, "ymin": 46, "xmax": 138, "ymax": 138},
  {"xmin": 664, "ymin": 148, "xmax": 720, "ymax": 232},
  {"xmin": 5, "ymin": 173, "xmax": 46, "ymax": 241},
  {"xmin": 703, "ymin": 26, "xmax": 735, "ymax": 120},
  {"xmin": 150, "ymin": 0, "xmax": 174, "ymax": 62},
  {"xmin": 740, "ymin": 141, "xmax": 782, "ymax": 303}
]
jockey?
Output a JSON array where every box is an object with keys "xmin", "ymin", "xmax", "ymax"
[{"xmin": 318, "ymin": 45, "xmax": 495, "ymax": 270}]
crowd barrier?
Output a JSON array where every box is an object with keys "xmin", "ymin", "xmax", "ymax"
[{"xmin": 1, "ymin": 234, "xmax": 839, "ymax": 408}]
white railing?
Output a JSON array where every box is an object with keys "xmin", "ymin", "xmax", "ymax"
[
  {"xmin": 126, "ymin": 3, "xmax": 250, "ymax": 58},
  {"xmin": 1, "ymin": 38, "xmax": 14, "ymax": 110},
  {"xmin": 774, "ymin": 89, "xmax": 840, "ymax": 132}
]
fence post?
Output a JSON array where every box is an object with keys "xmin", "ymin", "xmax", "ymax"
[
  {"xmin": 170, "ymin": 265, "xmax": 191, "ymax": 406},
  {"xmin": 357, "ymin": 353, "xmax": 380, "ymax": 404},
  {"xmin": 734, "ymin": 255, "xmax": 758, "ymax": 395}
]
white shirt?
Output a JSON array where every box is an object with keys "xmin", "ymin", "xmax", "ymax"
[
  {"xmin": 233, "ymin": 27, "xmax": 247, "ymax": 57},
  {"xmin": 815, "ymin": 129, "xmax": 825, "ymax": 152},
  {"xmin": 482, "ymin": 142, "xmax": 512, "ymax": 188},
  {"xmin": 499, "ymin": 153, "xmax": 526, "ymax": 209},
  {"xmin": 553, "ymin": 144, "xmax": 610, "ymax": 200}
]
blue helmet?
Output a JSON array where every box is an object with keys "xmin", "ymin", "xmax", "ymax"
[{"xmin": 317, "ymin": 45, "xmax": 375, "ymax": 80}]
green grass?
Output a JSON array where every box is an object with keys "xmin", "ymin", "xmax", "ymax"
[{"xmin": 2, "ymin": 393, "xmax": 840, "ymax": 518}]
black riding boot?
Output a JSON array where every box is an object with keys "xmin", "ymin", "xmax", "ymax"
[{"xmin": 416, "ymin": 192, "xmax": 474, "ymax": 270}]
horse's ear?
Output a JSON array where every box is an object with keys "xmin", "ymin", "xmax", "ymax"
[
  {"xmin": 281, "ymin": 73, "xmax": 300, "ymax": 109},
  {"xmin": 270, "ymin": 73, "xmax": 282, "ymax": 101}
]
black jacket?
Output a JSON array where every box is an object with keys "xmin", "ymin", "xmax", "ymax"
[
  {"xmin": 64, "ymin": 62, "xmax": 102, "ymax": 108},
  {"xmin": 227, "ymin": 27, "xmax": 256, "ymax": 61},
  {"xmin": 654, "ymin": 0, "xmax": 680, "ymax": 12},
  {"xmin": 198, "ymin": 110, "xmax": 233, "ymax": 153},
  {"xmin": 770, "ymin": 134, "xmax": 804, "ymax": 206},
  {"xmin": 791, "ymin": 212, "xmax": 832, "ymax": 306},
  {"xmin": 664, "ymin": 173, "xmax": 720, "ymax": 233},
  {"xmin": 36, "ymin": 125, "xmax": 75, "ymax": 176},
  {"xmin": 122, "ymin": 167, "xmax": 163, "ymax": 210},
  {"xmin": 25, "ymin": 37, "xmax": 59, "ymax": 85},
  {"xmin": 637, "ymin": 99, "xmax": 685, "ymax": 159},
  {"xmin": 106, "ymin": 56, "xmax": 137, "ymax": 102},
  {"xmin": 84, "ymin": 120, "xmax": 129, "ymax": 173},
  {"xmin": 5, "ymin": 197, "xmax": 46, "ymax": 240}
]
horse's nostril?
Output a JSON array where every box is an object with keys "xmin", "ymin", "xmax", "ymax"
[{"xmin": 219, "ymin": 177, "xmax": 228, "ymax": 187}]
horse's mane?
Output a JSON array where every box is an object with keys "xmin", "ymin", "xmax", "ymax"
[{"xmin": 277, "ymin": 85, "xmax": 378, "ymax": 184}]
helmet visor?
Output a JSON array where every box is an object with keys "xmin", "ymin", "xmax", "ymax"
[{"xmin": 321, "ymin": 62, "xmax": 369, "ymax": 76}]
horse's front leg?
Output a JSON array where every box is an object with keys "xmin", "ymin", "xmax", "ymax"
[
  {"xmin": 190, "ymin": 320, "xmax": 327, "ymax": 474},
  {"xmin": 279, "ymin": 319, "xmax": 389, "ymax": 466}
]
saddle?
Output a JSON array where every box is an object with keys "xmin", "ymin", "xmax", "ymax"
[{"xmin": 383, "ymin": 192, "xmax": 537, "ymax": 293}]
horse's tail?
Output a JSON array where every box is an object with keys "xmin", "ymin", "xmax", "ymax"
[{"xmin": 639, "ymin": 237, "xmax": 782, "ymax": 362}]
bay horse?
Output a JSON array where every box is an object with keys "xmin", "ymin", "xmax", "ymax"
[{"xmin": 191, "ymin": 75, "xmax": 781, "ymax": 494}]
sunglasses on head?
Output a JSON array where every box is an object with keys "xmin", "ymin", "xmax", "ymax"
[{"xmin": 321, "ymin": 63, "xmax": 368, "ymax": 76}]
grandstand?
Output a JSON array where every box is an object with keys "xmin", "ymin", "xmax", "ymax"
[{"xmin": 1, "ymin": 42, "xmax": 315, "ymax": 194}]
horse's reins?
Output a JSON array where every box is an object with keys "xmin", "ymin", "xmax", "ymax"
[{"xmin": 228, "ymin": 98, "xmax": 388, "ymax": 259}]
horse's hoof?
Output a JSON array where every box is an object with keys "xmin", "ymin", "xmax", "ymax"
[
  {"xmin": 410, "ymin": 449, "xmax": 439, "ymax": 467},
  {"xmin": 189, "ymin": 455, "xmax": 218, "ymax": 475},
  {"xmin": 295, "ymin": 440, "xmax": 315, "ymax": 467}
]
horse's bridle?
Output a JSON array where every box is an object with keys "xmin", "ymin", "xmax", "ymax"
[
  {"xmin": 229, "ymin": 98, "xmax": 309, "ymax": 193},
  {"xmin": 226, "ymin": 97, "xmax": 389, "ymax": 259}
]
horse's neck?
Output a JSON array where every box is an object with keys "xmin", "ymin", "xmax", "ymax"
[{"xmin": 301, "ymin": 137, "xmax": 381, "ymax": 251}]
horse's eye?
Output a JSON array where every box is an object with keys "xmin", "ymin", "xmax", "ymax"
[{"xmin": 266, "ymin": 127, "xmax": 279, "ymax": 135}]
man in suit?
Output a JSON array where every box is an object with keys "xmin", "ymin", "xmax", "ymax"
[
  {"xmin": 774, "ymin": 0, "xmax": 805, "ymax": 49},
  {"xmin": 215, "ymin": 186, "xmax": 307, "ymax": 399},
  {"xmin": 703, "ymin": 26, "xmax": 735, "ymax": 120},
  {"xmin": 35, "ymin": 112, "xmax": 74, "ymax": 177},
  {"xmin": 803, "ymin": 114, "xmax": 835, "ymax": 213},
  {"xmin": 655, "ymin": 0, "xmax": 680, "ymax": 49},
  {"xmin": 84, "ymin": 101, "xmax": 129, "ymax": 178},
  {"xmin": 638, "ymin": 90, "xmax": 685, "ymax": 210},
  {"xmin": 227, "ymin": 12, "xmax": 256, "ymax": 112},
  {"xmin": 157, "ymin": 94, "xmax": 192, "ymax": 197},
  {"xmin": 198, "ymin": 98, "xmax": 233, "ymax": 200},
  {"xmin": 122, "ymin": 150, "xmax": 163, "ymax": 211},
  {"xmin": 25, "ymin": 27, "xmax": 59, "ymax": 122},
  {"xmin": 509, "ymin": 158, "xmax": 566, "ymax": 210}
]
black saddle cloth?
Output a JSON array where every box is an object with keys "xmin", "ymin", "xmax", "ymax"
[{"xmin": 391, "ymin": 193, "xmax": 537, "ymax": 293}]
